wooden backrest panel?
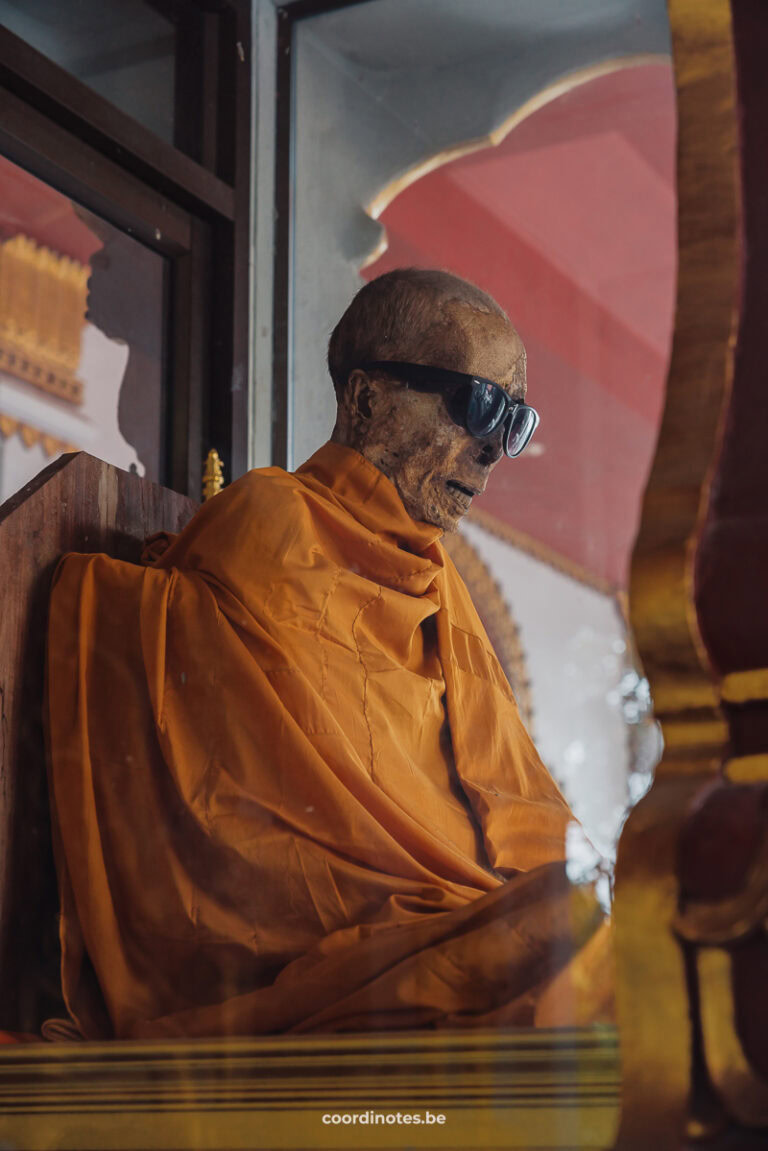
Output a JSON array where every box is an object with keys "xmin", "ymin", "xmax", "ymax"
[{"xmin": 0, "ymin": 453, "xmax": 197, "ymax": 1032}]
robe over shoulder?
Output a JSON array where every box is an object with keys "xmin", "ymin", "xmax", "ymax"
[{"xmin": 46, "ymin": 442, "xmax": 608, "ymax": 1038}]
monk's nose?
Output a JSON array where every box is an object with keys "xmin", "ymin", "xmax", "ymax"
[{"xmin": 475, "ymin": 430, "xmax": 504, "ymax": 467}]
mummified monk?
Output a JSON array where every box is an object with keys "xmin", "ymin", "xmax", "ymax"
[{"xmin": 46, "ymin": 269, "xmax": 613, "ymax": 1040}]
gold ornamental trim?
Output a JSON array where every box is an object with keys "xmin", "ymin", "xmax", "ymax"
[
  {"xmin": 202, "ymin": 448, "xmax": 225, "ymax": 501},
  {"xmin": 720, "ymin": 667, "xmax": 768, "ymax": 704},
  {"xmin": 0, "ymin": 234, "xmax": 88, "ymax": 404},
  {"xmin": 724, "ymin": 754, "xmax": 768, "ymax": 783},
  {"xmin": 444, "ymin": 530, "xmax": 534, "ymax": 732},
  {"xmin": 657, "ymin": 717, "xmax": 730, "ymax": 753},
  {"xmin": 647, "ymin": 676, "xmax": 719, "ymax": 714},
  {"xmin": 469, "ymin": 507, "xmax": 617, "ymax": 596},
  {"xmin": 0, "ymin": 412, "xmax": 77, "ymax": 457}
]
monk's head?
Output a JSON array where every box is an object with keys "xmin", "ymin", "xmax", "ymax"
[{"xmin": 329, "ymin": 268, "xmax": 527, "ymax": 531}]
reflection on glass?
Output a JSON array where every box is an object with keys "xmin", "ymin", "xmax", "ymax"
[
  {"xmin": 0, "ymin": 0, "xmax": 176, "ymax": 146},
  {"xmin": 0, "ymin": 152, "xmax": 167, "ymax": 502},
  {"xmin": 292, "ymin": 0, "xmax": 675, "ymax": 880}
]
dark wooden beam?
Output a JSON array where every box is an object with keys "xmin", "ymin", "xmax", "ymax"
[
  {"xmin": 271, "ymin": 6, "xmax": 294, "ymax": 469},
  {"xmin": 226, "ymin": 0, "xmax": 254, "ymax": 479},
  {"xmin": 0, "ymin": 88, "xmax": 191, "ymax": 254},
  {"xmin": 0, "ymin": 24, "xmax": 235, "ymax": 221}
]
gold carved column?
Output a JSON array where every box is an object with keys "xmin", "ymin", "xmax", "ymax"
[{"xmin": 614, "ymin": 0, "xmax": 768, "ymax": 1146}]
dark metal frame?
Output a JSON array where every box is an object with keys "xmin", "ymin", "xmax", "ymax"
[{"xmin": 0, "ymin": 0, "xmax": 251, "ymax": 496}]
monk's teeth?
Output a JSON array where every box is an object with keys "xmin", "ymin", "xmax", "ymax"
[{"xmin": 447, "ymin": 480, "xmax": 474, "ymax": 498}]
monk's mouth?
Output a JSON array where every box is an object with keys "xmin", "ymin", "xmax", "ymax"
[{"xmin": 446, "ymin": 480, "xmax": 477, "ymax": 500}]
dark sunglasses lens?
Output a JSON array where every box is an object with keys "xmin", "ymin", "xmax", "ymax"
[
  {"xmin": 466, "ymin": 381, "xmax": 507, "ymax": 436},
  {"xmin": 442, "ymin": 382, "xmax": 473, "ymax": 426},
  {"xmin": 504, "ymin": 406, "xmax": 539, "ymax": 457}
]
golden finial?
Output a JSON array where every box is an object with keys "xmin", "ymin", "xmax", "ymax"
[{"xmin": 202, "ymin": 448, "xmax": 225, "ymax": 501}]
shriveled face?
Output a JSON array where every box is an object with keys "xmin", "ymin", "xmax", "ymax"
[{"xmin": 333, "ymin": 305, "xmax": 527, "ymax": 532}]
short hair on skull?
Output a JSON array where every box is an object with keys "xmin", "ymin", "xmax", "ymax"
[{"xmin": 327, "ymin": 267, "xmax": 509, "ymax": 400}]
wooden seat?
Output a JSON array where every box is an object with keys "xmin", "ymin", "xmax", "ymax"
[{"xmin": 0, "ymin": 452, "xmax": 197, "ymax": 1034}]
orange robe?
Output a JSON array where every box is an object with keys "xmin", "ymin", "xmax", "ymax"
[{"xmin": 46, "ymin": 442, "xmax": 608, "ymax": 1039}]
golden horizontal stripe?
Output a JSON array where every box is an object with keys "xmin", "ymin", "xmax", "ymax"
[
  {"xmin": 720, "ymin": 668, "xmax": 768, "ymax": 703},
  {"xmin": 650, "ymin": 678, "xmax": 720, "ymax": 713},
  {"xmin": 660, "ymin": 718, "xmax": 729, "ymax": 749},
  {"xmin": 724, "ymin": 755, "xmax": 768, "ymax": 783}
]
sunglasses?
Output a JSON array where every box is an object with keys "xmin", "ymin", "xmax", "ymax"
[{"xmin": 360, "ymin": 361, "xmax": 540, "ymax": 458}]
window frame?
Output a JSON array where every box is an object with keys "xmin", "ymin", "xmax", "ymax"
[
  {"xmin": 267, "ymin": 0, "xmax": 372, "ymax": 469},
  {"xmin": 0, "ymin": 0, "xmax": 251, "ymax": 496}
]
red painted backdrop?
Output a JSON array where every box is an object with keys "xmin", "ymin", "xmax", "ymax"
[
  {"xmin": 0, "ymin": 156, "xmax": 99, "ymax": 264},
  {"xmin": 365, "ymin": 63, "xmax": 676, "ymax": 588}
]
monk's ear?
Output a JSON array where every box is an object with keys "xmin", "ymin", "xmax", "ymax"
[{"xmin": 346, "ymin": 369, "xmax": 378, "ymax": 420}]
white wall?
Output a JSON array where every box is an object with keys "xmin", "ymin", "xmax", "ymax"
[{"xmin": 461, "ymin": 520, "xmax": 638, "ymax": 859}]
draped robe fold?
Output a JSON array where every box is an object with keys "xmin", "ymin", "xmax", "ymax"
[{"xmin": 46, "ymin": 442, "xmax": 609, "ymax": 1039}]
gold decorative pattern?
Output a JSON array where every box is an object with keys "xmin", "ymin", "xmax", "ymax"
[
  {"xmin": 0, "ymin": 413, "xmax": 76, "ymax": 457},
  {"xmin": 469, "ymin": 507, "xmax": 618, "ymax": 597},
  {"xmin": 202, "ymin": 448, "xmax": 225, "ymax": 501},
  {"xmin": 720, "ymin": 667, "xmax": 768, "ymax": 703},
  {"xmin": 0, "ymin": 234, "xmax": 88, "ymax": 404},
  {"xmin": 724, "ymin": 755, "xmax": 768, "ymax": 783},
  {"xmin": 443, "ymin": 530, "xmax": 534, "ymax": 732}
]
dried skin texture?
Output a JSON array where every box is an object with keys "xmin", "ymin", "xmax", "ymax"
[
  {"xmin": 327, "ymin": 267, "xmax": 510, "ymax": 397},
  {"xmin": 332, "ymin": 305, "xmax": 527, "ymax": 532}
]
